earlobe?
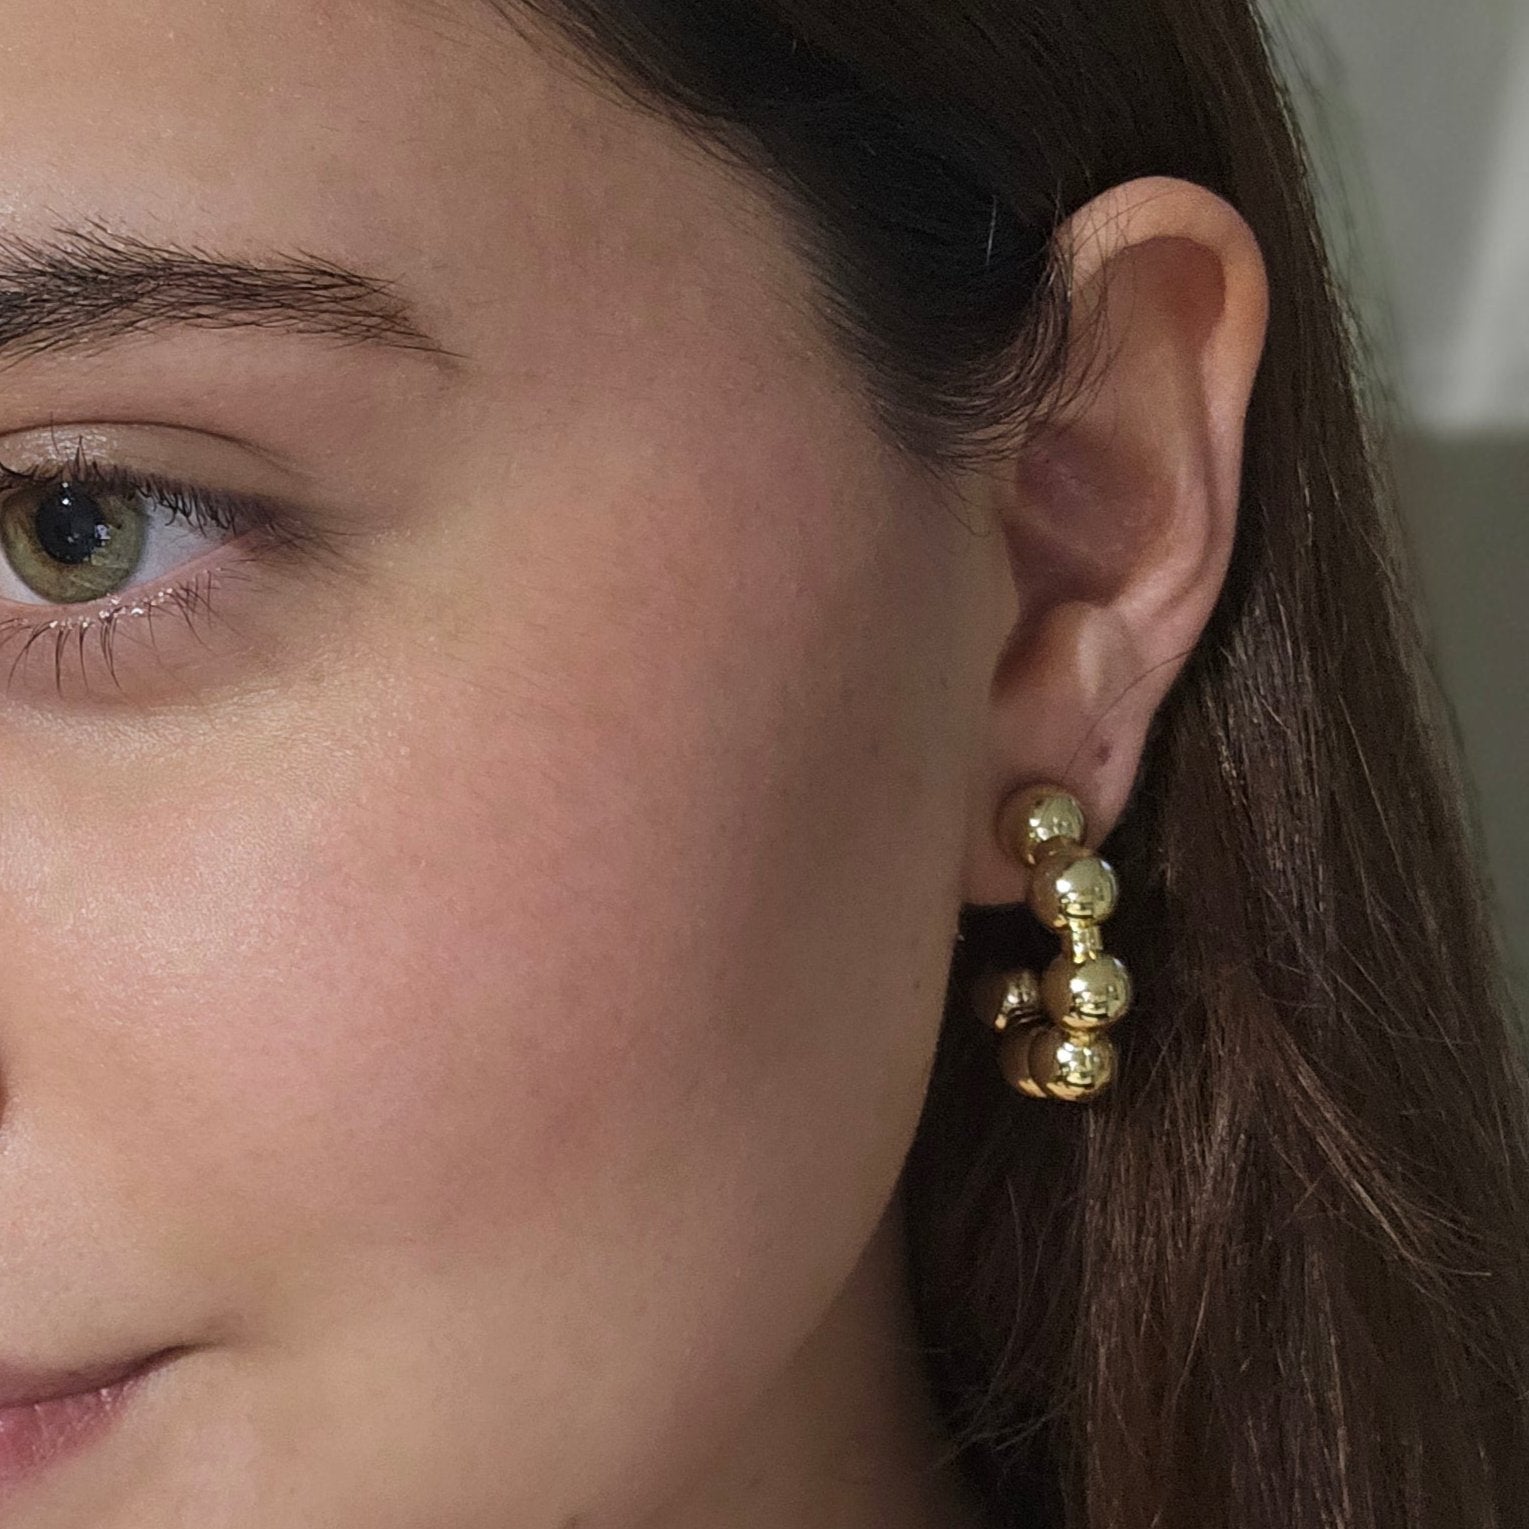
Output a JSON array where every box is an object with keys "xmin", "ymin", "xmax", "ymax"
[{"xmin": 962, "ymin": 176, "xmax": 1269, "ymax": 908}]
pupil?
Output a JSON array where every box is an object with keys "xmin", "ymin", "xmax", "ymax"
[{"xmin": 35, "ymin": 483, "xmax": 113, "ymax": 566}]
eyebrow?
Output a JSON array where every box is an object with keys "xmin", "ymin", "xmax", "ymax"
[{"xmin": 0, "ymin": 224, "xmax": 454, "ymax": 364}]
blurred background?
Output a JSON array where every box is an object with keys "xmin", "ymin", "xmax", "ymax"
[{"xmin": 1269, "ymin": 0, "xmax": 1527, "ymax": 1011}]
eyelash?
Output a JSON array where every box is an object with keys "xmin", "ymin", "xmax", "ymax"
[{"xmin": 0, "ymin": 443, "xmax": 320, "ymax": 697}]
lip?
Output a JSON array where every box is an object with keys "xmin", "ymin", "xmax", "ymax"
[
  {"xmin": 0, "ymin": 1350, "xmax": 167, "ymax": 1412},
  {"xmin": 0, "ymin": 1348, "xmax": 177, "ymax": 1499}
]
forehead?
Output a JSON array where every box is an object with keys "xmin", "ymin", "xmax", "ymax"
[
  {"xmin": 0, "ymin": 0, "xmax": 790, "ymax": 360},
  {"xmin": 1, "ymin": 1, "xmax": 528, "ymax": 228}
]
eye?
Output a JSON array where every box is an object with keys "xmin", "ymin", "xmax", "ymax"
[
  {"xmin": 0, "ymin": 446, "xmax": 333, "ymax": 704},
  {"xmin": 0, "ymin": 474, "xmax": 232, "ymax": 607}
]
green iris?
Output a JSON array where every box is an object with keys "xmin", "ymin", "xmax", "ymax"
[{"xmin": 0, "ymin": 480, "xmax": 147, "ymax": 604}]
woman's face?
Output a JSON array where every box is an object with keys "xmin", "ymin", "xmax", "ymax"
[{"xmin": 0, "ymin": 3, "xmax": 1009, "ymax": 1524}]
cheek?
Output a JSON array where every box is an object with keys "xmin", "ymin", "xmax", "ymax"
[
  {"xmin": 1, "ymin": 428, "xmax": 979, "ymax": 1519},
  {"xmin": 228, "ymin": 446, "xmax": 967, "ymax": 1272}
]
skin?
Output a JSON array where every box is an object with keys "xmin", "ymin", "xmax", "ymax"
[{"xmin": 0, "ymin": 3, "xmax": 1269, "ymax": 1526}]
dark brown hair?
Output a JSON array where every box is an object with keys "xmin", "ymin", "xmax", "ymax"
[{"xmin": 494, "ymin": 3, "xmax": 1529, "ymax": 1524}]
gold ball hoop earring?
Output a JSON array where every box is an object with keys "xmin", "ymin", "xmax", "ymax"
[{"xmin": 970, "ymin": 783, "xmax": 1133, "ymax": 1102}]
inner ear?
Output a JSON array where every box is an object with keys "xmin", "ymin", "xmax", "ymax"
[{"xmin": 1004, "ymin": 234, "xmax": 1233, "ymax": 628}]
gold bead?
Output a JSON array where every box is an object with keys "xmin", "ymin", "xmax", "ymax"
[
  {"xmin": 971, "ymin": 967, "xmax": 1042, "ymax": 1032},
  {"xmin": 999, "ymin": 783, "xmax": 1086, "ymax": 867},
  {"xmin": 1027, "ymin": 846, "xmax": 1118, "ymax": 928},
  {"xmin": 1041, "ymin": 952, "xmax": 1133, "ymax": 1030},
  {"xmin": 1027, "ymin": 1025, "xmax": 1117, "ymax": 1101},
  {"xmin": 995, "ymin": 1020, "xmax": 1050, "ymax": 1098}
]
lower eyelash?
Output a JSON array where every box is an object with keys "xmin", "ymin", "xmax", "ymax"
[{"xmin": 0, "ymin": 558, "xmax": 262, "ymax": 699}]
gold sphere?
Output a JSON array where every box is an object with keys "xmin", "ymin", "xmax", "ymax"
[
  {"xmin": 1028, "ymin": 1025, "xmax": 1117, "ymax": 1101},
  {"xmin": 996, "ymin": 1020, "xmax": 1050, "ymax": 1098},
  {"xmin": 1041, "ymin": 952, "xmax": 1133, "ymax": 1030},
  {"xmin": 999, "ymin": 783, "xmax": 1086, "ymax": 867},
  {"xmin": 972, "ymin": 967, "xmax": 1042, "ymax": 1032},
  {"xmin": 1028, "ymin": 846, "xmax": 1118, "ymax": 929}
]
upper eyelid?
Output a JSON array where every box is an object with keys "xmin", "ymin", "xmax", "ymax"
[{"xmin": 0, "ymin": 450, "xmax": 287, "ymax": 537}]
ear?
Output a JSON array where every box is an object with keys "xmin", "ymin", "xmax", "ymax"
[{"xmin": 962, "ymin": 175, "xmax": 1269, "ymax": 906}]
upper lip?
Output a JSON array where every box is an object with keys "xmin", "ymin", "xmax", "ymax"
[{"xmin": 0, "ymin": 1349, "xmax": 173, "ymax": 1410}]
